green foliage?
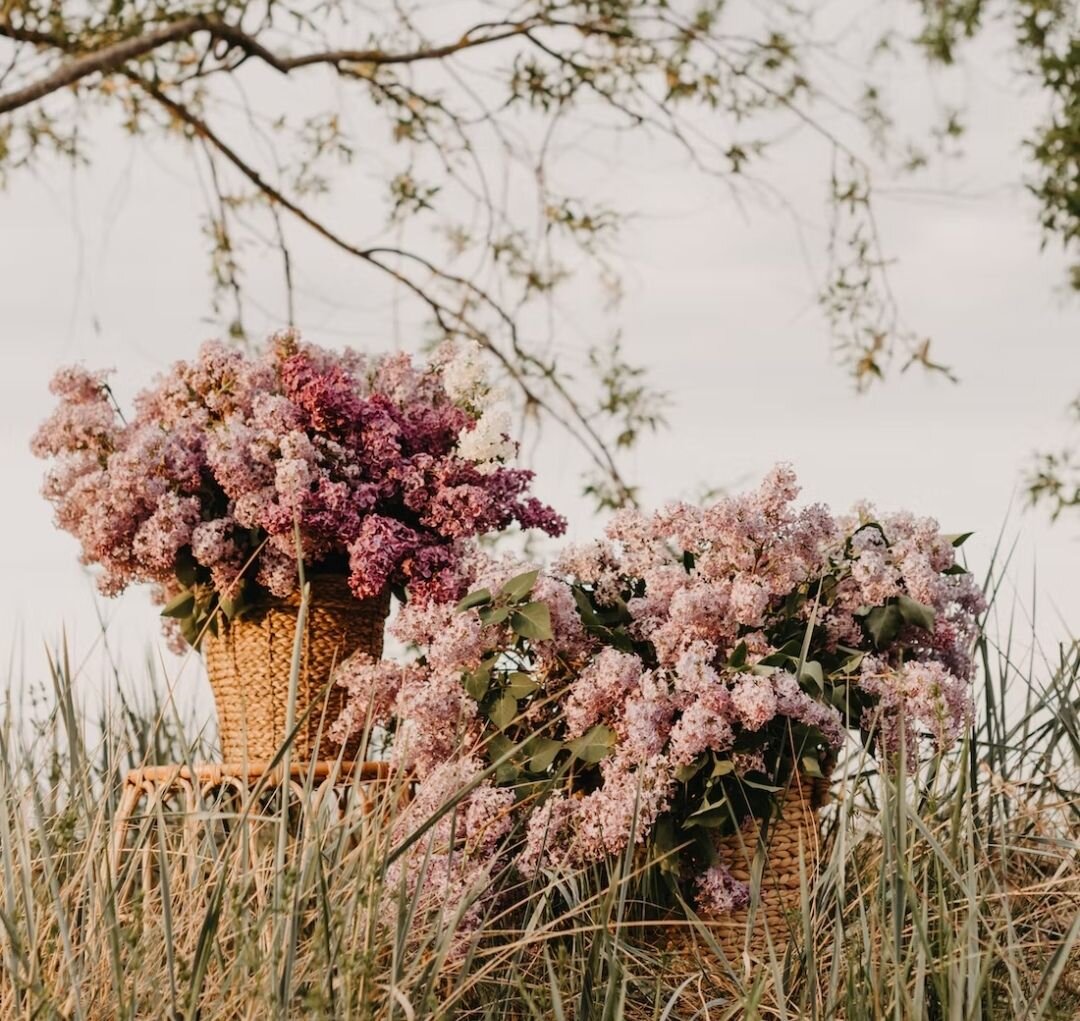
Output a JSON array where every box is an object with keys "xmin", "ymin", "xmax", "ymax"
[
  {"xmin": 566, "ymin": 724, "xmax": 617, "ymax": 764},
  {"xmin": 1029, "ymin": 396, "xmax": 1080, "ymax": 520},
  {"xmin": 452, "ymin": 572, "xmax": 576, "ymax": 785}
]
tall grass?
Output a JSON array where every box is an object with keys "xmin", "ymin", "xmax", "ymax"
[{"xmin": 1, "ymin": 578, "xmax": 1079, "ymax": 1019}]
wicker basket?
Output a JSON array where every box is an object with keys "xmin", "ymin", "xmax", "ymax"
[
  {"xmin": 669, "ymin": 771, "xmax": 829, "ymax": 963},
  {"xmin": 202, "ymin": 576, "xmax": 390, "ymax": 762}
]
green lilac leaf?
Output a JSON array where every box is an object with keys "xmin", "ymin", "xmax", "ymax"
[
  {"xmin": 487, "ymin": 734, "xmax": 514, "ymax": 764},
  {"xmin": 897, "ymin": 594, "xmax": 936, "ymax": 633},
  {"xmin": 799, "ymin": 660, "xmax": 824, "ymax": 691},
  {"xmin": 496, "ymin": 761, "xmax": 520, "ymax": 784},
  {"xmin": 568, "ymin": 724, "xmax": 616, "ymax": 764},
  {"xmin": 742, "ymin": 777, "xmax": 783, "ymax": 793},
  {"xmin": 710, "ymin": 757, "xmax": 735, "ymax": 778},
  {"xmin": 674, "ymin": 755, "xmax": 706, "ymax": 783},
  {"xmin": 510, "ymin": 601, "xmax": 553, "ymax": 641},
  {"xmin": 801, "ymin": 754, "xmax": 826, "ymax": 780},
  {"xmin": 728, "ymin": 641, "xmax": 748, "ymax": 669},
  {"xmin": 571, "ymin": 586, "xmax": 602, "ymax": 626},
  {"xmin": 478, "ymin": 604, "xmax": 511, "ymax": 626},
  {"xmin": 455, "ymin": 587, "xmax": 492, "ymax": 613},
  {"xmin": 528, "ymin": 738, "xmax": 563, "ymax": 773},
  {"xmin": 498, "ymin": 570, "xmax": 539, "ymax": 604},
  {"xmin": 507, "ymin": 672, "xmax": 539, "ymax": 699},
  {"xmin": 865, "ymin": 603, "xmax": 903, "ymax": 648},
  {"xmin": 682, "ymin": 794, "xmax": 732, "ymax": 830},
  {"xmin": 464, "ymin": 666, "xmax": 490, "ymax": 701},
  {"xmin": 489, "ymin": 692, "xmax": 518, "ymax": 730},
  {"xmin": 161, "ymin": 590, "xmax": 196, "ymax": 619}
]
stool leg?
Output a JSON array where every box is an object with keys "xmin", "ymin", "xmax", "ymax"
[{"xmin": 111, "ymin": 775, "xmax": 142, "ymax": 878}]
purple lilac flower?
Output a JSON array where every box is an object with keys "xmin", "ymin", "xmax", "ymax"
[{"xmin": 32, "ymin": 332, "xmax": 565, "ymax": 641}]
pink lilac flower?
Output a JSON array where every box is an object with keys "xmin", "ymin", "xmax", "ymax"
[
  {"xmin": 571, "ymin": 754, "xmax": 674, "ymax": 859},
  {"xmin": 518, "ymin": 753, "xmax": 675, "ymax": 874},
  {"xmin": 326, "ymin": 465, "xmax": 982, "ymax": 920},
  {"xmin": 673, "ymin": 641, "xmax": 721, "ymax": 695},
  {"xmin": 328, "ymin": 657, "xmax": 423, "ymax": 742},
  {"xmin": 858, "ymin": 657, "xmax": 972, "ymax": 758},
  {"xmin": 510, "ymin": 465, "xmax": 979, "ymax": 910},
  {"xmin": 667, "ymin": 687, "xmax": 736, "ymax": 766},
  {"xmin": 33, "ymin": 333, "xmax": 564, "ymax": 643},
  {"xmin": 695, "ymin": 864, "xmax": 750, "ymax": 915},
  {"xmin": 553, "ymin": 540, "xmax": 623, "ymax": 604},
  {"xmin": 463, "ymin": 781, "xmax": 516, "ymax": 854},
  {"xmin": 621, "ymin": 676, "xmax": 674, "ymax": 759},
  {"xmin": 517, "ymin": 791, "xmax": 580, "ymax": 877},
  {"xmin": 391, "ymin": 666, "xmax": 483, "ymax": 779},
  {"xmin": 563, "ymin": 648, "xmax": 642, "ymax": 739},
  {"xmin": 773, "ymin": 672, "xmax": 846, "ymax": 749},
  {"xmin": 190, "ymin": 518, "xmax": 239, "ymax": 571},
  {"xmin": 729, "ymin": 673, "xmax": 778, "ymax": 731},
  {"xmin": 730, "ymin": 576, "xmax": 771, "ymax": 627},
  {"xmin": 131, "ymin": 493, "xmax": 202, "ymax": 574},
  {"xmin": 851, "ymin": 547, "xmax": 901, "ymax": 605},
  {"xmin": 381, "ymin": 756, "xmax": 513, "ymax": 958}
]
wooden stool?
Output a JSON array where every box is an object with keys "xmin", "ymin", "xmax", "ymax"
[{"xmin": 110, "ymin": 760, "xmax": 391, "ymax": 889}]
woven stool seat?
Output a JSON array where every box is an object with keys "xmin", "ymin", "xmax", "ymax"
[{"xmin": 110, "ymin": 760, "xmax": 393, "ymax": 900}]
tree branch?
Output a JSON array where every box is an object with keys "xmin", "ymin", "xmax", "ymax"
[
  {"xmin": 0, "ymin": 14, "xmax": 541, "ymax": 115},
  {"xmin": 128, "ymin": 73, "xmax": 635, "ymax": 499},
  {"xmin": 0, "ymin": 16, "xmax": 209, "ymax": 114}
]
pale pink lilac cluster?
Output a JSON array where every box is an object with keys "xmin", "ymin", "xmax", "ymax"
[
  {"xmin": 555, "ymin": 465, "xmax": 983, "ymax": 752},
  {"xmin": 824, "ymin": 505, "xmax": 984, "ymax": 683},
  {"xmin": 858, "ymin": 657, "xmax": 973, "ymax": 756},
  {"xmin": 695, "ymin": 864, "xmax": 752, "ymax": 914},
  {"xmin": 32, "ymin": 333, "xmax": 564, "ymax": 639},
  {"xmin": 380, "ymin": 756, "xmax": 514, "ymax": 956},
  {"xmin": 517, "ymin": 752, "xmax": 673, "ymax": 873},
  {"xmin": 568, "ymin": 466, "xmax": 841, "ymax": 670},
  {"xmin": 330, "ymin": 549, "xmax": 590, "ymax": 779},
  {"xmin": 329, "ymin": 465, "xmax": 985, "ymax": 918},
  {"xmin": 524, "ymin": 468, "xmax": 979, "ymax": 912}
]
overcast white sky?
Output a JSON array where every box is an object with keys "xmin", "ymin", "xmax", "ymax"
[{"xmin": 1, "ymin": 3, "xmax": 1077, "ymax": 730}]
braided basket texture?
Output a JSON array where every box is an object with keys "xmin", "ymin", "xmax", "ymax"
[
  {"xmin": 670, "ymin": 771, "xmax": 829, "ymax": 962},
  {"xmin": 203, "ymin": 576, "xmax": 389, "ymax": 762}
]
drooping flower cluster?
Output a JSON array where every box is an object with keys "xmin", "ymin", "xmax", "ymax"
[
  {"xmin": 330, "ymin": 548, "xmax": 589, "ymax": 779},
  {"xmin": 332, "ymin": 464, "xmax": 984, "ymax": 919},
  {"xmin": 379, "ymin": 756, "xmax": 515, "ymax": 958},
  {"xmin": 32, "ymin": 333, "xmax": 564, "ymax": 644},
  {"xmin": 520, "ymin": 468, "xmax": 983, "ymax": 904}
]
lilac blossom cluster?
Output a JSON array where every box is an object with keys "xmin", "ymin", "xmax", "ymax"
[
  {"xmin": 330, "ymin": 551, "xmax": 588, "ymax": 941},
  {"xmin": 330, "ymin": 548, "xmax": 590, "ymax": 778},
  {"xmin": 332, "ymin": 465, "xmax": 984, "ymax": 919},
  {"xmin": 32, "ymin": 333, "xmax": 564, "ymax": 641},
  {"xmin": 520, "ymin": 466, "xmax": 984, "ymax": 911},
  {"xmin": 379, "ymin": 756, "xmax": 515, "ymax": 958}
]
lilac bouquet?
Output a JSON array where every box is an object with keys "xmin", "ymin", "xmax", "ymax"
[
  {"xmin": 31, "ymin": 332, "xmax": 564, "ymax": 646},
  {"xmin": 519, "ymin": 465, "xmax": 984, "ymax": 911},
  {"xmin": 332, "ymin": 466, "xmax": 984, "ymax": 921}
]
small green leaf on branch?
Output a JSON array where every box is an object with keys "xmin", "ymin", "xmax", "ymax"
[
  {"xmin": 498, "ymin": 570, "xmax": 539, "ymax": 603},
  {"xmin": 489, "ymin": 692, "xmax": 518, "ymax": 730}
]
